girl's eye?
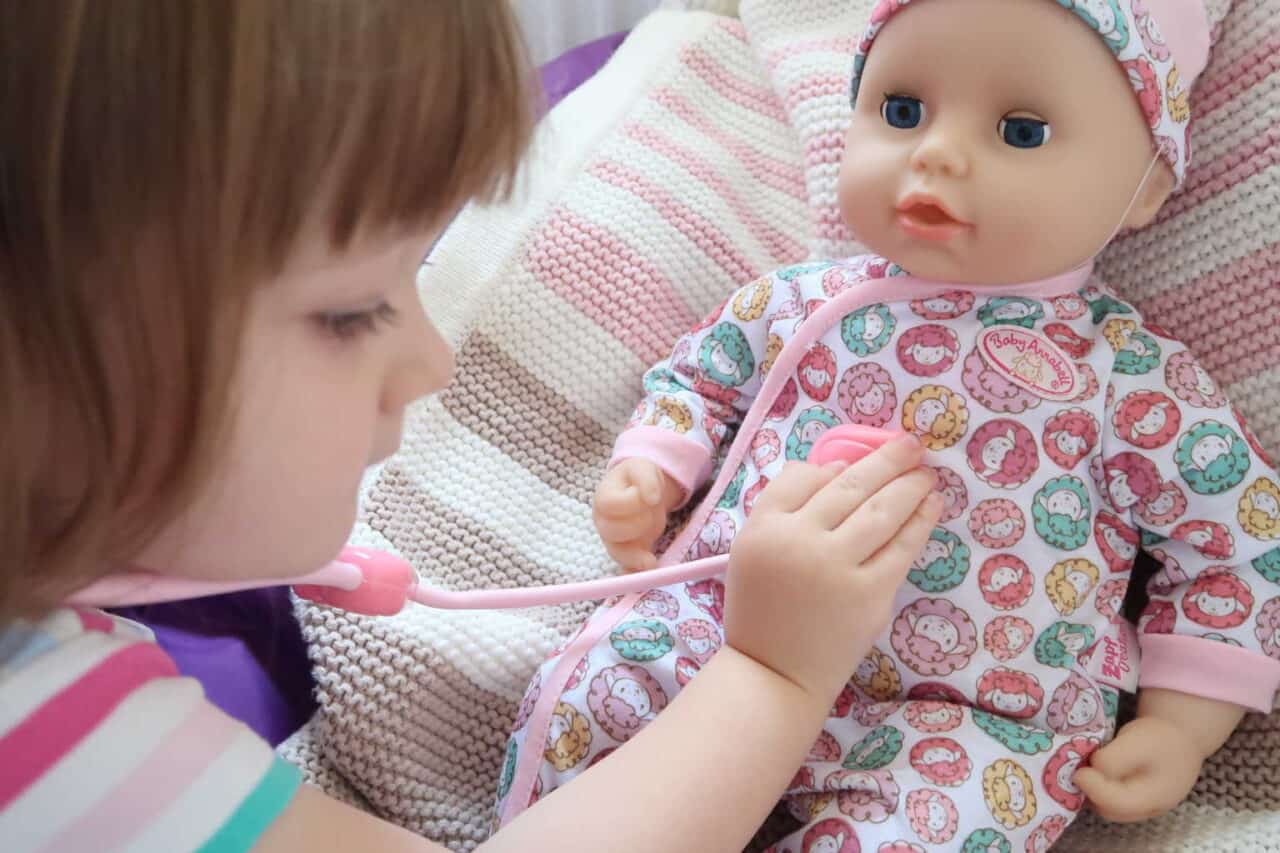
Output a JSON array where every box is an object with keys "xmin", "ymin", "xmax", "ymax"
[
  {"xmin": 881, "ymin": 95, "xmax": 925, "ymax": 129},
  {"xmin": 316, "ymin": 301, "xmax": 398, "ymax": 340},
  {"xmin": 999, "ymin": 117, "xmax": 1051, "ymax": 148}
]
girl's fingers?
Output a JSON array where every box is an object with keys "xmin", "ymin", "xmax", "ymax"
[
  {"xmin": 803, "ymin": 435, "xmax": 927, "ymax": 530},
  {"xmin": 829, "ymin": 467, "xmax": 938, "ymax": 562},
  {"xmin": 855, "ymin": 491, "xmax": 943, "ymax": 582},
  {"xmin": 750, "ymin": 460, "xmax": 847, "ymax": 514}
]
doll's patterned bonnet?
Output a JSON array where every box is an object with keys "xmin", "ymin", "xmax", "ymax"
[{"xmin": 849, "ymin": 0, "xmax": 1212, "ymax": 188}]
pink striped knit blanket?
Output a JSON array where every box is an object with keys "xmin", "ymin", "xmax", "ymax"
[{"xmin": 280, "ymin": 2, "xmax": 1280, "ymax": 849}]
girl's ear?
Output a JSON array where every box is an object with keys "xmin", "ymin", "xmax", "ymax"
[{"xmin": 1123, "ymin": 160, "xmax": 1176, "ymax": 229}]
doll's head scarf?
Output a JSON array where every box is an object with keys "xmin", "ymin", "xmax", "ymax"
[{"xmin": 849, "ymin": 0, "xmax": 1211, "ymax": 187}]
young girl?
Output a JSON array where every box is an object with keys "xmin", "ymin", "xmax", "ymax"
[{"xmin": 0, "ymin": 3, "xmax": 941, "ymax": 852}]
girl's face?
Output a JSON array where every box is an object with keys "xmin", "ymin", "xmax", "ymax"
[
  {"xmin": 839, "ymin": 0, "xmax": 1170, "ymax": 285},
  {"xmin": 134, "ymin": 228, "xmax": 451, "ymax": 582}
]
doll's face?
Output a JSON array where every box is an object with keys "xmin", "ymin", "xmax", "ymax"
[{"xmin": 839, "ymin": 0, "xmax": 1173, "ymax": 285}]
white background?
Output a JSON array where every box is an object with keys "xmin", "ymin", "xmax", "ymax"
[{"xmin": 512, "ymin": 0, "xmax": 664, "ymax": 64}]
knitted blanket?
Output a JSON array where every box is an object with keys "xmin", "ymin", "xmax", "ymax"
[{"xmin": 279, "ymin": 2, "xmax": 1280, "ymax": 850}]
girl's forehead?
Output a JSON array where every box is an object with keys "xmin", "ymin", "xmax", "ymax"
[{"xmin": 276, "ymin": 229, "xmax": 435, "ymax": 295}]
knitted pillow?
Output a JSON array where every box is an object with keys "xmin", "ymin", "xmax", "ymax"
[{"xmin": 281, "ymin": 3, "xmax": 1280, "ymax": 851}]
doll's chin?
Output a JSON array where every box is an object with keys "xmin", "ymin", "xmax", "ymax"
[
  {"xmin": 876, "ymin": 238, "xmax": 1076, "ymax": 286},
  {"xmin": 874, "ymin": 240, "xmax": 974, "ymax": 283}
]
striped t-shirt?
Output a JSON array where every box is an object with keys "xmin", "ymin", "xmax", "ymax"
[{"xmin": 0, "ymin": 607, "xmax": 301, "ymax": 852}]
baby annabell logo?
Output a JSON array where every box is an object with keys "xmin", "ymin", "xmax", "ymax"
[{"xmin": 976, "ymin": 327, "xmax": 1081, "ymax": 402}]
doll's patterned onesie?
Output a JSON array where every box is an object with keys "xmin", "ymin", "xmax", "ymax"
[{"xmin": 495, "ymin": 256, "xmax": 1280, "ymax": 852}]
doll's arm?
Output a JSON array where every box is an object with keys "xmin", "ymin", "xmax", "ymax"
[
  {"xmin": 1094, "ymin": 547, "xmax": 1280, "ymax": 823},
  {"xmin": 594, "ymin": 270, "xmax": 791, "ymax": 568},
  {"xmin": 1077, "ymin": 313, "xmax": 1280, "ymax": 819},
  {"xmin": 1096, "ymin": 319, "xmax": 1280, "ymax": 701},
  {"xmin": 1084, "ymin": 316, "xmax": 1280, "ymax": 820},
  {"xmin": 1075, "ymin": 688, "xmax": 1245, "ymax": 822},
  {"xmin": 610, "ymin": 268, "xmax": 794, "ymax": 502},
  {"xmin": 1136, "ymin": 688, "xmax": 1245, "ymax": 760}
]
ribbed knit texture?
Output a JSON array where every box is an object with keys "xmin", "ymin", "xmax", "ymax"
[{"xmin": 279, "ymin": 3, "xmax": 1280, "ymax": 850}]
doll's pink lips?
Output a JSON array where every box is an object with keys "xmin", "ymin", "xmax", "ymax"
[{"xmin": 896, "ymin": 194, "xmax": 971, "ymax": 242}]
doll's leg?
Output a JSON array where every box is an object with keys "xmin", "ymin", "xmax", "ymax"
[
  {"xmin": 494, "ymin": 581, "xmax": 723, "ymax": 824},
  {"xmin": 770, "ymin": 699, "xmax": 1094, "ymax": 851}
]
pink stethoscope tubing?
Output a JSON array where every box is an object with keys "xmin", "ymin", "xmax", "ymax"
[
  {"xmin": 69, "ymin": 548, "xmax": 733, "ymax": 613},
  {"xmin": 68, "ymin": 426, "xmax": 895, "ymax": 613}
]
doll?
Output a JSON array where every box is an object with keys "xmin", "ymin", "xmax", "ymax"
[{"xmin": 496, "ymin": 0, "xmax": 1280, "ymax": 849}]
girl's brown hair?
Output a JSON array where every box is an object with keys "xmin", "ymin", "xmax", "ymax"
[{"xmin": 0, "ymin": 1, "xmax": 535, "ymax": 620}]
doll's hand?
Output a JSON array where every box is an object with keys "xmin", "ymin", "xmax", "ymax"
[
  {"xmin": 593, "ymin": 459, "xmax": 684, "ymax": 571},
  {"xmin": 1074, "ymin": 716, "xmax": 1203, "ymax": 822},
  {"xmin": 724, "ymin": 435, "xmax": 941, "ymax": 703}
]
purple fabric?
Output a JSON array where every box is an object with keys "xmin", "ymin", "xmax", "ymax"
[
  {"xmin": 115, "ymin": 588, "xmax": 316, "ymax": 745},
  {"xmin": 149, "ymin": 625, "xmax": 301, "ymax": 745},
  {"xmin": 540, "ymin": 31, "xmax": 628, "ymax": 111},
  {"xmin": 116, "ymin": 30, "xmax": 628, "ymax": 747}
]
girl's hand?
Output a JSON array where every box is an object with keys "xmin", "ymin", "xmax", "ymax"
[
  {"xmin": 592, "ymin": 459, "xmax": 684, "ymax": 571},
  {"xmin": 725, "ymin": 434, "xmax": 941, "ymax": 703}
]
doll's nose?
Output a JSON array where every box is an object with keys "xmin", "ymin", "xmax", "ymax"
[{"xmin": 910, "ymin": 129, "xmax": 970, "ymax": 179}]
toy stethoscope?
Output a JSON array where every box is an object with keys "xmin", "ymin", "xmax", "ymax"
[{"xmin": 69, "ymin": 426, "xmax": 897, "ymax": 614}]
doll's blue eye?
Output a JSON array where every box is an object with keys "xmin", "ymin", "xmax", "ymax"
[
  {"xmin": 881, "ymin": 95, "xmax": 925, "ymax": 129},
  {"xmin": 999, "ymin": 117, "xmax": 1051, "ymax": 148}
]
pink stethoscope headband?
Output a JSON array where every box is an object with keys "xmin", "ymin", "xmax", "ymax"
[{"xmin": 849, "ymin": 0, "xmax": 1213, "ymax": 188}]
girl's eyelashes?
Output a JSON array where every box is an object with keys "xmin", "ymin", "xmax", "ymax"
[
  {"xmin": 881, "ymin": 94, "xmax": 926, "ymax": 129},
  {"xmin": 315, "ymin": 300, "xmax": 399, "ymax": 340},
  {"xmin": 999, "ymin": 115, "xmax": 1052, "ymax": 148}
]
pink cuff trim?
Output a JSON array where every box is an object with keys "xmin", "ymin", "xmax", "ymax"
[
  {"xmin": 610, "ymin": 426, "xmax": 714, "ymax": 508},
  {"xmin": 1138, "ymin": 633, "xmax": 1280, "ymax": 712}
]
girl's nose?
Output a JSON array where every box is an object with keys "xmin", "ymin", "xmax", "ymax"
[{"xmin": 381, "ymin": 298, "xmax": 454, "ymax": 414}]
